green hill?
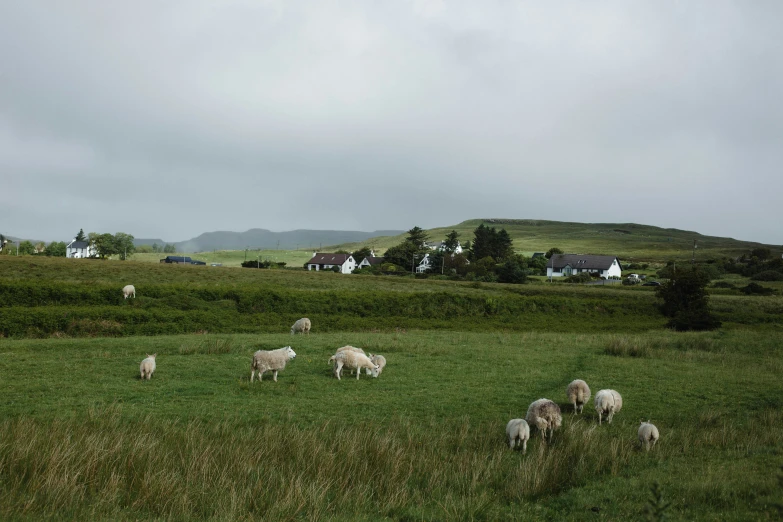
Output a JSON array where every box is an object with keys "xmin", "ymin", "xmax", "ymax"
[{"xmin": 330, "ymin": 219, "xmax": 782, "ymax": 263}]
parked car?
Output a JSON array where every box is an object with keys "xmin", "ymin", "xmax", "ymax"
[{"xmin": 642, "ymin": 281, "xmax": 661, "ymax": 286}]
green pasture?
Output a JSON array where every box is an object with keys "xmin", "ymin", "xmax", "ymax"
[
  {"xmin": 1, "ymin": 255, "xmax": 782, "ymax": 520},
  {"xmin": 130, "ymin": 249, "xmax": 314, "ymax": 267},
  {"xmin": 0, "ymin": 330, "xmax": 781, "ymax": 520}
]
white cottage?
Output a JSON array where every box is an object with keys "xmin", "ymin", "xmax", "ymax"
[
  {"xmin": 306, "ymin": 253, "xmax": 357, "ymax": 274},
  {"xmin": 426, "ymin": 241, "xmax": 463, "ymax": 255},
  {"xmin": 358, "ymin": 256, "xmax": 384, "ymax": 269},
  {"xmin": 546, "ymin": 254, "xmax": 622, "ymax": 279},
  {"xmin": 66, "ymin": 239, "xmax": 96, "ymax": 258}
]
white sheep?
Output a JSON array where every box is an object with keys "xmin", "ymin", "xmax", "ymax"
[
  {"xmin": 328, "ymin": 349, "xmax": 379, "ymax": 380},
  {"xmin": 332, "ymin": 346, "xmax": 366, "ymax": 375},
  {"xmin": 525, "ymin": 399, "xmax": 562, "ymax": 442},
  {"xmin": 251, "ymin": 346, "xmax": 297, "ymax": 382},
  {"xmin": 594, "ymin": 389, "xmax": 623, "ymax": 425},
  {"xmin": 290, "ymin": 318, "xmax": 311, "ymax": 335},
  {"xmin": 365, "ymin": 353, "xmax": 386, "ymax": 377},
  {"xmin": 123, "ymin": 285, "xmax": 136, "ymax": 299},
  {"xmin": 505, "ymin": 418, "xmax": 530, "ymax": 453},
  {"xmin": 638, "ymin": 421, "xmax": 660, "ymax": 450},
  {"xmin": 566, "ymin": 379, "xmax": 591, "ymax": 414},
  {"xmin": 139, "ymin": 353, "xmax": 156, "ymax": 380}
]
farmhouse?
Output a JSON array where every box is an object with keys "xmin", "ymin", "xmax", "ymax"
[
  {"xmin": 66, "ymin": 239, "xmax": 96, "ymax": 258},
  {"xmin": 546, "ymin": 254, "xmax": 623, "ymax": 279},
  {"xmin": 358, "ymin": 256, "xmax": 384, "ymax": 269},
  {"xmin": 306, "ymin": 253, "xmax": 357, "ymax": 274}
]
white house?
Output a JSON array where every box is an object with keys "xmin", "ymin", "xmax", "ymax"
[
  {"xmin": 66, "ymin": 239, "xmax": 96, "ymax": 258},
  {"xmin": 306, "ymin": 253, "xmax": 357, "ymax": 274},
  {"xmin": 358, "ymin": 256, "xmax": 384, "ymax": 269},
  {"xmin": 426, "ymin": 241, "xmax": 463, "ymax": 255},
  {"xmin": 546, "ymin": 254, "xmax": 623, "ymax": 279}
]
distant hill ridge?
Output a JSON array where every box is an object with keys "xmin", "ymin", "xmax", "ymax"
[{"xmin": 134, "ymin": 229, "xmax": 404, "ymax": 253}]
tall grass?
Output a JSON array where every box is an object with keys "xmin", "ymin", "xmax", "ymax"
[{"xmin": 1, "ymin": 407, "xmax": 780, "ymax": 520}]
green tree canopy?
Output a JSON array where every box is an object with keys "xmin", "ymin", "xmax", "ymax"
[
  {"xmin": 18, "ymin": 240, "xmax": 36, "ymax": 256},
  {"xmin": 351, "ymin": 246, "xmax": 373, "ymax": 264},
  {"xmin": 545, "ymin": 247, "xmax": 563, "ymax": 259},
  {"xmin": 442, "ymin": 230, "xmax": 460, "ymax": 254},
  {"xmin": 405, "ymin": 226, "xmax": 430, "ymax": 250},
  {"xmin": 46, "ymin": 241, "xmax": 67, "ymax": 257},
  {"xmin": 655, "ymin": 265, "xmax": 721, "ymax": 331},
  {"xmin": 75, "ymin": 229, "xmax": 86, "ymax": 242},
  {"xmin": 114, "ymin": 233, "xmax": 136, "ymax": 260},
  {"xmin": 163, "ymin": 244, "xmax": 176, "ymax": 254},
  {"xmin": 469, "ymin": 224, "xmax": 514, "ymax": 261}
]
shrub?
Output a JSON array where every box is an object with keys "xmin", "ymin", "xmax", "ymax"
[
  {"xmin": 656, "ymin": 266, "xmax": 721, "ymax": 331},
  {"xmin": 741, "ymin": 283, "xmax": 776, "ymax": 296},
  {"xmin": 711, "ymin": 281, "xmax": 736, "ymax": 289},
  {"xmin": 751, "ymin": 270, "xmax": 783, "ymax": 282}
]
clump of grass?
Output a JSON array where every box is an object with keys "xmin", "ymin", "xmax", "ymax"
[
  {"xmin": 179, "ymin": 337, "xmax": 234, "ymax": 355},
  {"xmin": 604, "ymin": 337, "xmax": 653, "ymax": 357}
]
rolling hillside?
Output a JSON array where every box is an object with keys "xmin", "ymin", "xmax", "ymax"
[{"xmin": 329, "ymin": 219, "xmax": 782, "ymax": 263}]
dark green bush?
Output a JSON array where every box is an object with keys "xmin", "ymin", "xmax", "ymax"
[
  {"xmin": 741, "ymin": 283, "xmax": 776, "ymax": 296},
  {"xmin": 751, "ymin": 271, "xmax": 783, "ymax": 282}
]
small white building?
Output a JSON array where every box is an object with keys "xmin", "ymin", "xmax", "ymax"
[
  {"xmin": 66, "ymin": 239, "xmax": 96, "ymax": 258},
  {"xmin": 358, "ymin": 256, "xmax": 384, "ymax": 269},
  {"xmin": 546, "ymin": 254, "xmax": 623, "ymax": 279},
  {"xmin": 306, "ymin": 253, "xmax": 357, "ymax": 274},
  {"xmin": 416, "ymin": 254, "xmax": 432, "ymax": 273}
]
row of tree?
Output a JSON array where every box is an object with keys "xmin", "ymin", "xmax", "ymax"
[{"xmin": 0, "ymin": 229, "xmax": 137, "ymax": 259}]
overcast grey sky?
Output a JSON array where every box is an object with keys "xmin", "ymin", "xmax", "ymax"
[{"xmin": 2, "ymin": 1, "xmax": 781, "ymax": 244}]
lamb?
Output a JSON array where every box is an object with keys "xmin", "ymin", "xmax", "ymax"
[
  {"xmin": 139, "ymin": 353, "xmax": 156, "ymax": 380},
  {"xmin": 594, "ymin": 389, "xmax": 623, "ymax": 425},
  {"xmin": 251, "ymin": 346, "xmax": 297, "ymax": 382},
  {"xmin": 328, "ymin": 349, "xmax": 379, "ymax": 380},
  {"xmin": 290, "ymin": 318, "xmax": 311, "ymax": 335},
  {"xmin": 123, "ymin": 285, "xmax": 136, "ymax": 299},
  {"xmin": 365, "ymin": 353, "xmax": 386, "ymax": 377},
  {"xmin": 638, "ymin": 421, "xmax": 660, "ymax": 451},
  {"xmin": 566, "ymin": 379, "xmax": 591, "ymax": 414},
  {"xmin": 505, "ymin": 418, "xmax": 530, "ymax": 453},
  {"xmin": 525, "ymin": 399, "xmax": 562, "ymax": 442}
]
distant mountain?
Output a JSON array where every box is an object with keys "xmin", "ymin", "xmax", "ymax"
[{"xmin": 134, "ymin": 229, "xmax": 405, "ymax": 253}]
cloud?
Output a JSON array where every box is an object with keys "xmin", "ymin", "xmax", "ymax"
[{"xmin": 0, "ymin": 1, "xmax": 781, "ymax": 244}]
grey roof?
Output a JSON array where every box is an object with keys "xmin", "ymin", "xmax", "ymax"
[
  {"xmin": 550, "ymin": 254, "xmax": 621, "ymax": 271},
  {"xmin": 307, "ymin": 253, "xmax": 353, "ymax": 265},
  {"xmin": 531, "ymin": 252, "xmax": 545, "ymax": 258},
  {"xmin": 68, "ymin": 240, "xmax": 89, "ymax": 249},
  {"xmin": 361, "ymin": 256, "xmax": 384, "ymax": 265}
]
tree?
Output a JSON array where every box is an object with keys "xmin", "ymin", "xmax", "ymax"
[
  {"xmin": 46, "ymin": 241, "xmax": 67, "ymax": 257},
  {"xmin": 18, "ymin": 240, "xmax": 36, "ymax": 256},
  {"xmin": 405, "ymin": 226, "xmax": 430, "ymax": 250},
  {"xmin": 443, "ymin": 230, "xmax": 460, "ymax": 254},
  {"xmin": 163, "ymin": 244, "xmax": 176, "ymax": 254},
  {"xmin": 545, "ymin": 248, "xmax": 563, "ymax": 259},
  {"xmin": 382, "ymin": 241, "xmax": 420, "ymax": 272},
  {"xmin": 75, "ymin": 229, "xmax": 86, "ymax": 241},
  {"xmin": 114, "ymin": 232, "xmax": 136, "ymax": 260},
  {"xmin": 655, "ymin": 265, "xmax": 721, "ymax": 331},
  {"xmin": 89, "ymin": 233, "xmax": 117, "ymax": 259},
  {"xmin": 497, "ymin": 255, "xmax": 528, "ymax": 284},
  {"xmin": 470, "ymin": 224, "xmax": 493, "ymax": 261},
  {"xmin": 751, "ymin": 248, "xmax": 772, "ymax": 261},
  {"xmin": 152, "ymin": 243, "xmax": 161, "ymax": 253},
  {"xmin": 351, "ymin": 246, "xmax": 373, "ymax": 264},
  {"xmin": 494, "ymin": 229, "xmax": 514, "ymax": 261}
]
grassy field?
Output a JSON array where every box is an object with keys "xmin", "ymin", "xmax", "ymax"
[
  {"xmin": 131, "ymin": 249, "xmax": 315, "ymax": 268},
  {"xmin": 1, "ymin": 256, "xmax": 782, "ymax": 520},
  {"xmin": 1, "ymin": 330, "xmax": 781, "ymax": 520}
]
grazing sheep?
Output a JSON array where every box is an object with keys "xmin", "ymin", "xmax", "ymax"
[
  {"xmin": 251, "ymin": 346, "xmax": 297, "ymax": 382},
  {"xmin": 328, "ymin": 349, "xmax": 379, "ymax": 380},
  {"xmin": 525, "ymin": 399, "xmax": 562, "ymax": 442},
  {"xmin": 594, "ymin": 389, "xmax": 623, "ymax": 425},
  {"xmin": 365, "ymin": 354, "xmax": 386, "ymax": 377},
  {"xmin": 638, "ymin": 421, "xmax": 660, "ymax": 450},
  {"xmin": 290, "ymin": 318, "xmax": 311, "ymax": 335},
  {"xmin": 333, "ymin": 346, "xmax": 366, "ymax": 375},
  {"xmin": 566, "ymin": 379, "xmax": 591, "ymax": 414},
  {"xmin": 123, "ymin": 285, "xmax": 136, "ymax": 299},
  {"xmin": 506, "ymin": 418, "xmax": 530, "ymax": 453},
  {"xmin": 139, "ymin": 353, "xmax": 156, "ymax": 380}
]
